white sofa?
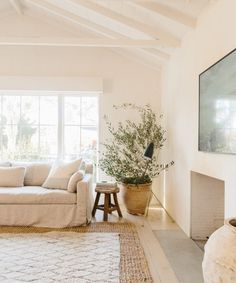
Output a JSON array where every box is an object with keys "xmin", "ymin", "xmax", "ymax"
[{"xmin": 0, "ymin": 161, "xmax": 94, "ymax": 228}]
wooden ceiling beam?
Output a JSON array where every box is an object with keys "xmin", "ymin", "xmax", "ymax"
[
  {"xmin": 25, "ymin": 0, "xmax": 171, "ymax": 60},
  {"xmin": 0, "ymin": 37, "xmax": 163, "ymax": 48},
  {"xmin": 142, "ymin": 48, "xmax": 170, "ymax": 61},
  {"xmin": 70, "ymin": 0, "xmax": 181, "ymax": 47},
  {"xmin": 26, "ymin": 0, "xmax": 123, "ymax": 38},
  {"xmin": 9, "ymin": 0, "xmax": 24, "ymax": 15},
  {"xmin": 129, "ymin": 1, "xmax": 196, "ymax": 28}
]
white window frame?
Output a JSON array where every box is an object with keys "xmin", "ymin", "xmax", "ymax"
[{"xmin": 0, "ymin": 90, "xmax": 100, "ymax": 162}]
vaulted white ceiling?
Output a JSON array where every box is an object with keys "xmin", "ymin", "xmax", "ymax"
[{"xmin": 0, "ymin": 0, "xmax": 213, "ymax": 70}]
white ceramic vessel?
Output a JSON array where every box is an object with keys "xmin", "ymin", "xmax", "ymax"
[{"xmin": 202, "ymin": 218, "xmax": 236, "ymax": 283}]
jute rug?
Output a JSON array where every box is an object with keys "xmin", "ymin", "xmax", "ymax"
[{"xmin": 0, "ymin": 223, "xmax": 153, "ymax": 283}]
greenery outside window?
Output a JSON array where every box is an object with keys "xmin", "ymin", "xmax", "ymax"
[{"xmin": 0, "ymin": 93, "xmax": 99, "ymax": 163}]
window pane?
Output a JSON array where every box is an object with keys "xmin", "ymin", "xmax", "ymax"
[
  {"xmin": 16, "ymin": 126, "xmax": 38, "ymax": 160},
  {"xmin": 65, "ymin": 97, "xmax": 81, "ymax": 125},
  {"xmin": 81, "ymin": 97, "xmax": 98, "ymax": 125},
  {"xmin": 2, "ymin": 125, "xmax": 17, "ymax": 160},
  {"xmin": 2, "ymin": 96, "xmax": 20, "ymax": 124},
  {"xmin": 81, "ymin": 126, "xmax": 97, "ymax": 161},
  {"xmin": 64, "ymin": 126, "xmax": 80, "ymax": 158},
  {"xmin": 0, "ymin": 97, "xmax": 1, "ymax": 122},
  {"xmin": 0, "ymin": 125, "xmax": 8, "ymax": 158},
  {"xmin": 40, "ymin": 126, "xmax": 57, "ymax": 160},
  {"xmin": 21, "ymin": 96, "xmax": 39, "ymax": 124},
  {"xmin": 40, "ymin": 96, "xmax": 57, "ymax": 125},
  {"xmin": 0, "ymin": 94, "xmax": 98, "ymax": 163}
]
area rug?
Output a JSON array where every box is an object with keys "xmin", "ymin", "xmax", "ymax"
[
  {"xmin": 0, "ymin": 232, "xmax": 119, "ymax": 282},
  {"xmin": 0, "ymin": 223, "xmax": 153, "ymax": 283}
]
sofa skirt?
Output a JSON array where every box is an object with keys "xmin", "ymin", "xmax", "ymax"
[{"xmin": 0, "ymin": 204, "xmax": 90, "ymax": 228}]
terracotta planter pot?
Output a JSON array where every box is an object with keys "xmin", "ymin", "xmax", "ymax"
[
  {"xmin": 118, "ymin": 182, "xmax": 152, "ymax": 215},
  {"xmin": 202, "ymin": 218, "xmax": 236, "ymax": 283}
]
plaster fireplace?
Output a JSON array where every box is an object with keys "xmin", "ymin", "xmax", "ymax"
[{"xmin": 190, "ymin": 171, "xmax": 225, "ymax": 240}]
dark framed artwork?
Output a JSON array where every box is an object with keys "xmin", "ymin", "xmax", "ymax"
[{"xmin": 199, "ymin": 49, "xmax": 236, "ymax": 154}]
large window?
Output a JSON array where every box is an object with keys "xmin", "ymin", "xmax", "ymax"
[{"xmin": 0, "ymin": 93, "xmax": 99, "ymax": 163}]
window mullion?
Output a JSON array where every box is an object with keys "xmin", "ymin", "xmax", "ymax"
[
  {"xmin": 58, "ymin": 95, "xmax": 64, "ymax": 160},
  {"xmin": 80, "ymin": 97, "xmax": 82, "ymax": 154},
  {"xmin": 38, "ymin": 96, "xmax": 40, "ymax": 160},
  {"xmin": 19, "ymin": 96, "xmax": 22, "ymax": 160},
  {"xmin": 0, "ymin": 96, "xmax": 3, "ymax": 160}
]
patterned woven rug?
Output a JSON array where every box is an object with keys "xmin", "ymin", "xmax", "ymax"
[
  {"xmin": 0, "ymin": 232, "xmax": 119, "ymax": 282},
  {"xmin": 0, "ymin": 223, "xmax": 153, "ymax": 283}
]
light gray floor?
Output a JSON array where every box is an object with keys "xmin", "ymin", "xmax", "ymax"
[
  {"xmin": 193, "ymin": 240, "xmax": 207, "ymax": 251},
  {"xmin": 154, "ymin": 229, "xmax": 204, "ymax": 283}
]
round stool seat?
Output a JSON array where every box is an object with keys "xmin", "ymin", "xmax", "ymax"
[{"xmin": 95, "ymin": 186, "xmax": 119, "ymax": 194}]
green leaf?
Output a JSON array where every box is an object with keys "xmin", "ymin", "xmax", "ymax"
[{"xmin": 99, "ymin": 104, "xmax": 173, "ymax": 184}]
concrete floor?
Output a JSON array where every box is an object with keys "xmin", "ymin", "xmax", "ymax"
[
  {"xmin": 194, "ymin": 240, "xmax": 207, "ymax": 251},
  {"xmin": 93, "ymin": 200, "xmax": 205, "ymax": 283},
  {"xmin": 154, "ymin": 229, "xmax": 204, "ymax": 283}
]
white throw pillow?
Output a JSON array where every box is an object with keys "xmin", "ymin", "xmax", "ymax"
[
  {"xmin": 67, "ymin": 170, "xmax": 85, "ymax": 193},
  {"xmin": 12, "ymin": 162, "xmax": 52, "ymax": 186},
  {"xmin": 42, "ymin": 159, "xmax": 82, "ymax": 190},
  {"xmin": 24, "ymin": 164, "xmax": 52, "ymax": 186},
  {"xmin": 0, "ymin": 167, "xmax": 25, "ymax": 187}
]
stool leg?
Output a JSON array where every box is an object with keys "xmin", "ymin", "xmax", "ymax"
[
  {"xmin": 113, "ymin": 193, "xmax": 123, "ymax": 218},
  {"xmin": 108, "ymin": 194, "xmax": 112, "ymax": 214},
  {"xmin": 92, "ymin": 192, "xmax": 100, "ymax": 217},
  {"xmin": 104, "ymin": 194, "xmax": 109, "ymax": 221}
]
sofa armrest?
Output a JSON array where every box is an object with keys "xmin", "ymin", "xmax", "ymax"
[
  {"xmin": 85, "ymin": 163, "xmax": 93, "ymax": 174},
  {"xmin": 76, "ymin": 174, "xmax": 94, "ymax": 222}
]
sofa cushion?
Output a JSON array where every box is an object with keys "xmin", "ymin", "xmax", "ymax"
[
  {"xmin": 67, "ymin": 170, "xmax": 85, "ymax": 193},
  {"xmin": 12, "ymin": 162, "xmax": 52, "ymax": 186},
  {"xmin": 0, "ymin": 167, "xmax": 25, "ymax": 187},
  {"xmin": 42, "ymin": 159, "xmax": 82, "ymax": 190},
  {"xmin": 0, "ymin": 186, "xmax": 76, "ymax": 204}
]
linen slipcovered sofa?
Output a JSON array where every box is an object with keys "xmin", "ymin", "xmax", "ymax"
[{"xmin": 0, "ymin": 160, "xmax": 94, "ymax": 228}]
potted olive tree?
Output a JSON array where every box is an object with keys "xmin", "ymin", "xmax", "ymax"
[{"xmin": 99, "ymin": 103, "xmax": 173, "ymax": 215}]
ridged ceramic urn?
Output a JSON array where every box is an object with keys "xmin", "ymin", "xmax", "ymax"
[{"xmin": 202, "ymin": 218, "xmax": 236, "ymax": 283}]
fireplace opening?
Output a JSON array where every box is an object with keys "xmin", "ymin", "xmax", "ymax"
[{"xmin": 190, "ymin": 171, "xmax": 225, "ymax": 246}]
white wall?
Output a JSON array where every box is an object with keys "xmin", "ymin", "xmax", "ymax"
[
  {"xmin": 161, "ymin": 0, "xmax": 236, "ymax": 235},
  {"xmin": 0, "ymin": 12, "xmax": 161, "ymax": 122},
  {"xmin": 0, "ymin": 45, "xmax": 161, "ymax": 135},
  {"xmin": 0, "ymin": 14, "xmax": 162, "ymax": 193}
]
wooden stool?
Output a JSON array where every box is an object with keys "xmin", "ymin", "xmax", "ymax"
[{"xmin": 92, "ymin": 186, "xmax": 123, "ymax": 221}]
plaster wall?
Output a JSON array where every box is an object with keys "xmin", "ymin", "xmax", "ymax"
[
  {"xmin": 0, "ymin": 13, "xmax": 162, "ymax": 192},
  {"xmin": 161, "ymin": 0, "xmax": 236, "ymax": 235}
]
